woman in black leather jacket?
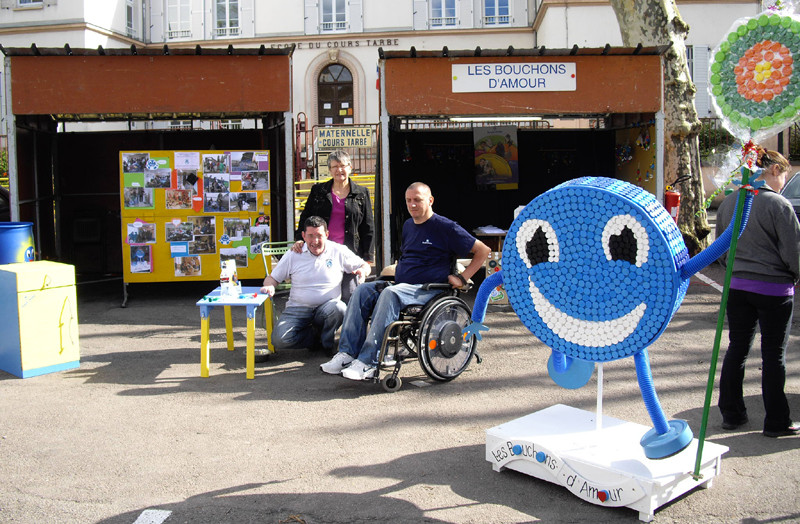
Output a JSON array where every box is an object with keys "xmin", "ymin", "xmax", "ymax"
[{"xmin": 294, "ymin": 150, "xmax": 374, "ymax": 302}]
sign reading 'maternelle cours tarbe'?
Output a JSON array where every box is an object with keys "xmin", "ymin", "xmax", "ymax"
[
  {"xmin": 451, "ymin": 63, "xmax": 577, "ymax": 93},
  {"xmin": 315, "ymin": 126, "xmax": 373, "ymax": 149}
]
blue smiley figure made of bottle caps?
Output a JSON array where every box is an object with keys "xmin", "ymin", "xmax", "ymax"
[{"xmin": 466, "ymin": 176, "xmax": 754, "ymax": 459}]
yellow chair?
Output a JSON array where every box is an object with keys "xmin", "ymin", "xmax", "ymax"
[{"xmin": 258, "ymin": 240, "xmax": 294, "ymax": 355}]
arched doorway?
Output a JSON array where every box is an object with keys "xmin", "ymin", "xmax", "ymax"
[{"xmin": 317, "ymin": 64, "xmax": 353, "ymax": 125}]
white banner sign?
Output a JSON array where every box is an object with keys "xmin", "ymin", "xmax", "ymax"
[
  {"xmin": 315, "ymin": 126, "xmax": 373, "ymax": 149},
  {"xmin": 452, "ymin": 63, "xmax": 577, "ymax": 93}
]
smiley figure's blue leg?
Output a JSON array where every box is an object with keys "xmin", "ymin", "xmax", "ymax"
[
  {"xmin": 547, "ymin": 350, "xmax": 595, "ymax": 390},
  {"xmin": 635, "ymin": 349, "xmax": 692, "ymax": 459}
]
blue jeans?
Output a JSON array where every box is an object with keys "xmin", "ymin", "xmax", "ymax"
[
  {"xmin": 272, "ymin": 298, "xmax": 346, "ymax": 351},
  {"xmin": 338, "ymin": 281, "xmax": 442, "ymax": 366},
  {"xmin": 719, "ymin": 289, "xmax": 793, "ymax": 431}
]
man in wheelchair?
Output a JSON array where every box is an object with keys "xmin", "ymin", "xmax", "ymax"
[{"xmin": 321, "ymin": 182, "xmax": 491, "ymax": 381}]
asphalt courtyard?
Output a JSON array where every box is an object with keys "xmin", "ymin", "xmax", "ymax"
[{"xmin": 1, "ymin": 252, "xmax": 800, "ymax": 523}]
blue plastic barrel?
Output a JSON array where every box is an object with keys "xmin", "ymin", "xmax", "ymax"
[{"xmin": 0, "ymin": 222, "xmax": 35, "ymax": 264}]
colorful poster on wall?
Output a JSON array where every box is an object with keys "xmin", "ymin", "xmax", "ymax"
[
  {"xmin": 120, "ymin": 149, "xmax": 270, "ymax": 284},
  {"xmin": 474, "ymin": 126, "xmax": 519, "ymax": 190}
]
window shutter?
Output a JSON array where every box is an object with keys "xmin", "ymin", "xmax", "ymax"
[
  {"xmin": 456, "ymin": 0, "xmax": 469, "ymax": 28},
  {"xmin": 240, "ymin": 0, "xmax": 254, "ymax": 37},
  {"xmin": 693, "ymin": 45, "xmax": 711, "ymax": 118},
  {"xmin": 305, "ymin": 0, "xmax": 319, "ymax": 34},
  {"xmin": 413, "ymin": 0, "xmax": 427, "ymax": 30},
  {"xmin": 348, "ymin": 0, "xmax": 362, "ymax": 32}
]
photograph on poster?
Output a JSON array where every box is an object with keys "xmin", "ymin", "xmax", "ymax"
[
  {"xmin": 177, "ymin": 170, "xmax": 199, "ymax": 195},
  {"xmin": 126, "ymin": 222, "xmax": 156, "ymax": 244},
  {"xmin": 165, "ymin": 222, "xmax": 193, "ymax": 242},
  {"xmin": 174, "ymin": 152, "xmax": 200, "ymax": 170},
  {"xmin": 241, "ymin": 171, "xmax": 269, "ymax": 190},
  {"xmin": 250, "ymin": 224, "xmax": 270, "ymax": 254},
  {"xmin": 190, "ymin": 234, "xmax": 216, "ymax": 255},
  {"xmin": 174, "ymin": 256, "xmax": 202, "ymax": 277},
  {"xmin": 220, "ymin": 246, "xmax": 248, "ymax": 268},
  {"xmin": 190, "ymin": 216, "xmax": 215, "ymax": 236},
  {"xmin": 130, "ymin": 245, "xmax": 152, "ymax": 273},
  {"xmin": 122, "ymin": 153, "xmax": 149, "ymax": 173},
  {"xmin": 203, "ymin": 153, "xmax": 229, "ymax": 174},
  {"xmin": 145, "ymin": 169, "xmax": 171, "ymax": 188},
  {"xmin": 204, "ymin": 192, "xmax": 230, "ymax": 212},
  {"xmin": 229, "ymin": 192, "xmax": 258, "ymax": 212},
  {"xmin": 231, "ymin": 151, "xmax": 259, "ymax": 172},
  {"xmin": 204, "ymin": 173, "xmax": 230, "ymax": 193},
  {"xmin": 123, "ymin": 187, "xmax": 155, "ymax": 209},
  {"xmin": 223, "ymin": 218, "xmax": 251, "ymax": 239},
  {"xmin": 166, "ymin": 189, "xmax": 193, "ymax": 209}
]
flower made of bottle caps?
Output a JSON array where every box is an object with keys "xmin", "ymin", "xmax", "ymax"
[{"xmin": 710, "ymin": 12, "xmax": 800, "ymax": 140}]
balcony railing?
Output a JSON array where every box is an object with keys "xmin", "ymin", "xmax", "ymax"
[
  {"xmin": 167, "ymin": 29, "xmax": 192, "ymax": 39},
  {"xmin": 215, "ymin": 27, "xmax": 241, "ymax": 37},
  {"xmin": 321, "ymin": 21, "xmax": 347, "ymax": 31},
  {"xmin": 483, "ymin": 15, "xmax": 510, "ymax": 25},
  {"xmin": 430, "ymin": 16, "xmax": 457, "ymax": 27}
]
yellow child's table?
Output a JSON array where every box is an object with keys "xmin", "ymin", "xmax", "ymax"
[{"xmin": 196, "ymin": 286, "xmax": 272, "ymax": 379}]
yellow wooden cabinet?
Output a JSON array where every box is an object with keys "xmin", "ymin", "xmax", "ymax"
[{"xmin": 0, "ymin": 261, "xmax": 80, "ymax": 378}]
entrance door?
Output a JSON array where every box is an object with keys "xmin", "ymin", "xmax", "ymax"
[{"xmin": 317, "ymin": 64, "xmax": 353, "ymax": 125}]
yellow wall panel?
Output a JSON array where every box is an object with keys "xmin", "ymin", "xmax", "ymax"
[{"xmin": 120, "ymin": 150, "xmax": 272, "ymax": 284}]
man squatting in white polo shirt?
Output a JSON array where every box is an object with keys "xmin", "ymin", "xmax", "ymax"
[{"xmin": 260, "ymin": 215, "xmax": 371, "ymax": 353}]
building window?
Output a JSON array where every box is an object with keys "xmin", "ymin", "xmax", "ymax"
[
  {"xmin": 219, "ymin": 119, "xmax": 243, "ymax": 130},
  {"xmin": 431, "ymin": 0, "xmax": 456, "ymax": 27},
  {"xmin": 126, "ymin": 0, "xmax": 136, "ymax": 38},
  {"xmin": 318, "ymin": 64, "xmax": 353, "ymax": 125},
  {"xmin": 170, "ymin": 120, "xmax": 193, "ymax": 130},
  {"xmin": 484, "ymin": 0, "xmax": 509, "ymax": 25},
  {"xmin": 17, "ymin": 0, "xmax": 43, "ymax": 6},
  {"xmin": 321, "ymin": 0, "xmax": 347, "ymax": 32},
  {"xmin": 216, "ymin": 0, "xmax": 240, "ymax": 37},
  {"xmin": 167, "ymin": 0, "xmax": 192, "ymax": 39},
  {"xmin": 686, "ymin": 45, "xmax": 694, "ymax": 80}
]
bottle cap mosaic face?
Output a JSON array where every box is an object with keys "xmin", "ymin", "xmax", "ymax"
[{"xmin": 502, "ymin": 177, "xmax": 690, "ymax": 362}]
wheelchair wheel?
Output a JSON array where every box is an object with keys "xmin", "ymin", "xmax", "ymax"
[
  {"xmin": 381, "ymin": 374, "xmax": 402, "ymax": 392},
  {"xmin": 417, "ymin": 296, "xmax": 476, "ymax": 381}
]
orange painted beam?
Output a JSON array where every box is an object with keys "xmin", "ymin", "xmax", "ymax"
[
  {"xmin": 10, "ymin": 54, "xmax": 291, "ymax": 115},
  {"xmin": 384, "ymin": 55, "xmax": 663, "ymax": 116}
]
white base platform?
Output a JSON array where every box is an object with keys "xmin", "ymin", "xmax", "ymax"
[{"xmin": 485, "ymin": 404, "xmax": 728, "ymax": 522}]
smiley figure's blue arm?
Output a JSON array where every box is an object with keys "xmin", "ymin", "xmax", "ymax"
[{"xmin": 463, "ymin": 270, "xmax": 503, "ymax": 341}]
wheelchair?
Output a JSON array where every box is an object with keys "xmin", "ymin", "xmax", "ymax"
[{"xmin": 372, "ymin": 281, "xmax": 482, "ymax": 392}]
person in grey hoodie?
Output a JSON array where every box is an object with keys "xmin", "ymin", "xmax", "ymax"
[{"xmin": 716, "ymin": 146, "xmax": 800, "ymax": 438}]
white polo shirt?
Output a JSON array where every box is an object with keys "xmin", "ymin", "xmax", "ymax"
[{"xmin": 270, "ymin": 240, "xmax": 365, "ymax": 308}]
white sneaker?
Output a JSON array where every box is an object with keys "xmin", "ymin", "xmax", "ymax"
[
  {"xmin": 320, "ymin": 352, "xmax": 354, "ymax": 375},
  {"xmin": 382, "ymin": 346, "xmax": 411, "ymax": 368},
  {"xmin": 341, "ymin": 360, "xmax": 376, "ymax": 381}
]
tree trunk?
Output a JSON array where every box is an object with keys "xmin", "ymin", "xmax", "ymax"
[{"xmin": 609, "ymin": 0, "xmax": 711, "ymax": 255}]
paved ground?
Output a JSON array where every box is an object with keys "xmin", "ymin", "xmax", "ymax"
[{"xmin": 2, "ymin": 253, "xmax": 800, "ymax": 523}]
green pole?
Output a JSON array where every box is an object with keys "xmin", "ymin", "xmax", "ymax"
[{"xmin": 693, "ymin": 167, "xmax": 752, "ymax": 479}]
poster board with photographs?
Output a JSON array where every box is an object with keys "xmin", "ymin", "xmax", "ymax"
[{"xmin": 120, "ymin": 150, "xmax": 271, "ymax": 283}]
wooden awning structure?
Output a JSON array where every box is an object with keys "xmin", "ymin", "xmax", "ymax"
[{"xmin": 1, "ymin": 45, "xmax": 294, "ymax": 121}]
